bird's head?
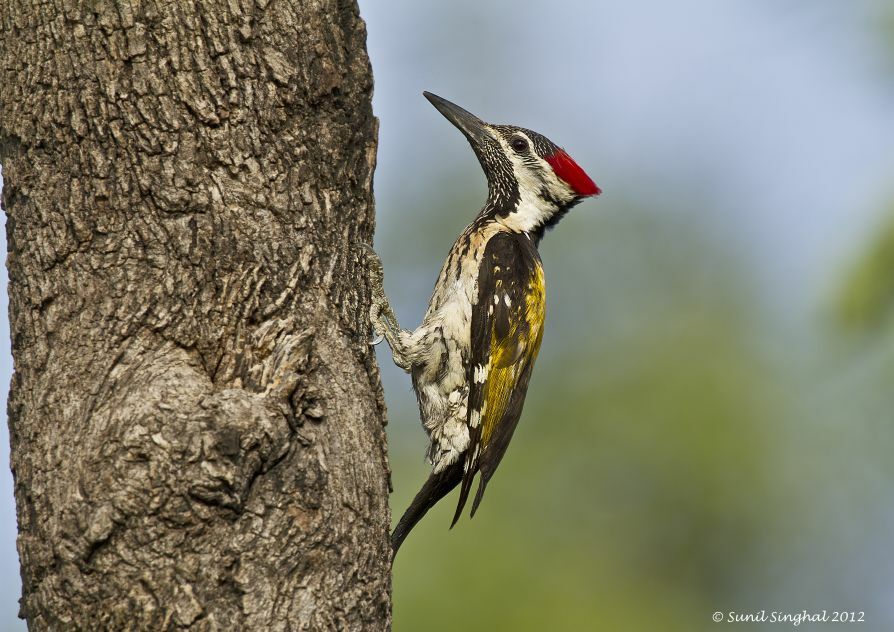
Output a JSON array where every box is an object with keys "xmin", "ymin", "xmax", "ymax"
[{"xmin": 424, "ymin": 91, "xmax": 600, "ymax": 238}]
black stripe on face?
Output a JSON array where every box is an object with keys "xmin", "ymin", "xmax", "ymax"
[
  {"xmin": 471, "ymin": 128, "xmax": 520, "ymax": 216},
  {"xmin": 494, "ymin": 125, "xmax": 560, "ymax": 161}
]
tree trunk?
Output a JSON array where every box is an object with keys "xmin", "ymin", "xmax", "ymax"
[{"xmin": 0, "ymin": 0, "xmax": 391, "ymax": 629}]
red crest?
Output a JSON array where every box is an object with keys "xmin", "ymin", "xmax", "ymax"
[{"xmin": 544, "ymin": 150, "xmax": 601, "ymax": 197}]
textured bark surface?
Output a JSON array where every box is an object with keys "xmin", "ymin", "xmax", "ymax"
[{"xmin": 0, "ymin": 1, "xmax": 391, "ymax": 629}]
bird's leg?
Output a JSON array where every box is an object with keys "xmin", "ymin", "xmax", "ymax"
[{"xmin": 364, "ymin": 245, "xmax": 413, "ymax": 371}]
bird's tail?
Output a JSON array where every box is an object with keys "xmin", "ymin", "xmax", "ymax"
[{"xmin": 391, "ymin": 460, "xmax": 464, "ymax": 555}]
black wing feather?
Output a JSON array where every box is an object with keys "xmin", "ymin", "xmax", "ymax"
[{"xmin": 451, "ymin": 232, "xmax": 545, "ymax": 525}]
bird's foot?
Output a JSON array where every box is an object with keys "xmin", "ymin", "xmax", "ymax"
[{"xmin": 363, "ymin": 244, "xmax": 399, "ymax": 347}]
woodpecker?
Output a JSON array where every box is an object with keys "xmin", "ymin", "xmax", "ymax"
[{"xmin": 367, "ymin": 92, "xmax": 600, "ymax": 554}]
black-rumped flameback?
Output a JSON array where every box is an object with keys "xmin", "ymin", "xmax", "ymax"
[{"xmin": 366, "ymin": 92, "xmax": 601, "ymax": 554}]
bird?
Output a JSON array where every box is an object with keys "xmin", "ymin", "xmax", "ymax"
[{"xmin": 366, "ymin": 91, "xmax": 600, "ymax": 554}]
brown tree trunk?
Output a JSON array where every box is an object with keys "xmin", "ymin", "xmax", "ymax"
[{"xmin": 0, "ymin": 1, "xmax": 391, "ymax": 629}]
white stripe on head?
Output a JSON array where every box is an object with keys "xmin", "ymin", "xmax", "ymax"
[{"xmin": 492, "ymin": 131, "xmax": 575, "ymax": 233}]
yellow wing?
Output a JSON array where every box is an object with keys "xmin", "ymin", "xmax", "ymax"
[{"xmin": 452, "ymin": 232, "xmax": 546, "ymax": 525}]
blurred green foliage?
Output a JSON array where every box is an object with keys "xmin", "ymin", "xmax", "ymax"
[{"xmin": 834, "ymin": 208, "xmax": 894, "ymax": 332}]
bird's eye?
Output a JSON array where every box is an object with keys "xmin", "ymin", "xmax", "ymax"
[{"xmin": 510, "ymin": 137, "xmax": 529, "ymax": 153}]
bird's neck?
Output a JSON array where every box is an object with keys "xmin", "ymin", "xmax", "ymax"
[{"xmin": 479, "ymin": 184, "xmax": 565, "ymax": 244}]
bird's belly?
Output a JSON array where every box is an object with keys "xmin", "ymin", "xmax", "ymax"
[{"xmin": 412, "ymin": 293, "xmax": 473, "ymax": 470}]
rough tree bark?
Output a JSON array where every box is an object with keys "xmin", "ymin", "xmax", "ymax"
[{"xmin": 0, "ymin": 1, "xmax": 391, "ymax": 629}]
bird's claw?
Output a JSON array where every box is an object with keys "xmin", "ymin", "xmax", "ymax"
[
  {"xmin": 368, "ymin": 283, "xmax": 386, "ymax": 346},
  {"xmin": 364, "ymin": 242, "xmax": 400, "ymax": 349},
  {"xmin": 363, "ymin": 244, "xmax": 385, "ymax": 286}
]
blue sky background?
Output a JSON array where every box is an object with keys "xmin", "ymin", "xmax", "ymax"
[{"xmin": 1, "ymin": 1, "xmax": 893, "ymax": 628}]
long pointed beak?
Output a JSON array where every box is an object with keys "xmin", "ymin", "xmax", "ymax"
[{"xmin": 423, "ymin": 91, "xmax": 491, "ymax": 146}]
